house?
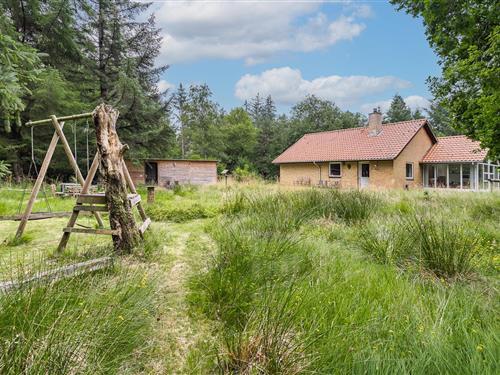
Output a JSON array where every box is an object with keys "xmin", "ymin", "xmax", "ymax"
[
  {"xmin": 273, "ymin": 109, "xmax": 498, "ymax": 191},
  {"xmin": 125, "ymin": 159, "xmax": 217, "ymax": 187}
]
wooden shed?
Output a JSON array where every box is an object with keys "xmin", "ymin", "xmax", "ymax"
[{"xmin": 125, "ymin": 159, "xmax": 217, "ymax": 187}]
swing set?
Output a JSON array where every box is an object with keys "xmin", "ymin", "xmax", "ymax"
[
  {"xmin": 13, "ymin": 111, "xmax": 150, "ymax": 252},
  {"xmin": 7, "ymin": 117, "xmax": 94, "ymax": 221}
]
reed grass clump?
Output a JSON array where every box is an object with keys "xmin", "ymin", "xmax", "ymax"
[{"xmin": 360, "ymin": 212, "xmax": 484, "ymax": 278}]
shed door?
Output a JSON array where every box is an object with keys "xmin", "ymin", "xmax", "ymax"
[{"xmin": 145, "ymin": 162, "xmax": 158, "ymax": 185}]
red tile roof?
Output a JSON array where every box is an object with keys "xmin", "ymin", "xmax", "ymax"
[
  {"xmin": 422, "ymin": 135, "xmax": 487, "ymax": 163},
  {"xmin": 273, "ymin": 119, "xmax": 432, "ymax": 163}
]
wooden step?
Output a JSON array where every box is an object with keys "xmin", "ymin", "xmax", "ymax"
[
  {"xmin": 73, "ymin": 205, "xmax": 108, "ymax": 212},
  {"xmin": 77, "ymin": 193, "xmax": 141, "ymax": 205},
  {"xmin": 129, "ymin": 194, "xmax": 141, "ymax": 207},
  {"xmin": 63, "ymin": 227, "xmax": 120, "ymax": 235},
  {"xmin": 77, "ymin": 193, "xmax": 106, "ymax": 204},
  {"xmin": 138, "ymin": 218, "xmax": 151, "ymax": 234}
]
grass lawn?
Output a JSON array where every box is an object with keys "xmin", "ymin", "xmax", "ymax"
[{"xmin": 0, "ymin": 183, "xmax": 498, "ymax": 373}]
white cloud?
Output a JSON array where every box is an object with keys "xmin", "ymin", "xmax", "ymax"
[
  {"xmin": 157, "ymin": 79, "xmax": 174, "ymax": 92},
  {"xmin": 155, "ymin": 1, "xmax": 369, "ymax": 65},
  {"xmin": 361, "ymin": 95, "xmax": 430, "ymax": 114},
  {"xmin": 234, "ymin": 67, "xmax": 411, "ymax": 106}
]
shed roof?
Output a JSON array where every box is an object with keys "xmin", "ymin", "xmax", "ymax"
[
  {"xmin": 421, "ymin": 135, "xmax": 487, "ymax": 163},
  {"xmin": 145, "ymin": 158, "xmax": 218, "ymax": 163},
  {"xmin": 273, "ymin": 119, "xmax": 434, "ymax": 163}
]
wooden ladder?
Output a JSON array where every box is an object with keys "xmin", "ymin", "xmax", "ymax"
[{"xmin": 57, "ymin": 158, "xmax": 151, "ymax": 252}]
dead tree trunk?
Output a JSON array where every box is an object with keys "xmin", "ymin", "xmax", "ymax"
[{"xmin": 93, "ymin": 104, "xmax": 140, "ymax": 254}]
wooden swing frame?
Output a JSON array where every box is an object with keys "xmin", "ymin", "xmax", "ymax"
[{"xmin": 15, "ymin": 112, "xmax": 150, "ymax": 252}]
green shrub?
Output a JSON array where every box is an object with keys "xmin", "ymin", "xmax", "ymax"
[
  {"xmin": 359, "ymin": 220, "xmax": 412, "ymax": 264},
  {"xmin": 146, "ymin": 203, "xmax": 216, "ymax": 223},
  {"xmin": 172, "ymin": 184, "xmax": 197, "ymax": 197},
  {"xmin": 5, "ymin": 233, "xmax": 33, "ymax": 246},
  {"xmin": 360, "ymin": 213, "xmax": 484, "ymax": 279},
  {"xmin": 217, "ymin": 289, "xmax": 313, "ymax": 374},
  {"xmin": 408, "ymin": 214, "xmax": 482, "ymax": 278}
]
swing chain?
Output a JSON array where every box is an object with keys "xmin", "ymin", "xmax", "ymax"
[{"xmin": 17, "ymin": 125, "xmax": 52, "ymax": 214}]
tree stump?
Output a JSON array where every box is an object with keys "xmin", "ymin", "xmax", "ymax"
[{"xmin": 93, "ymin": 104, "xmax": 140, "ymax": 254}]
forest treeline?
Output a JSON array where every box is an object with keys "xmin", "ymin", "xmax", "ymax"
[{"xmin": 0, "ymin": 0, "xmax": 467, "ymax": 180}]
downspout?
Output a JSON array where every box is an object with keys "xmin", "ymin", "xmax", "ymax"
[{"xmin": 313, "ymin": 161, "xmax": 321, "ymax": 185}]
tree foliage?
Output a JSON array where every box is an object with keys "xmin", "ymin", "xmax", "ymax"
[
  {"xmin": 0, "ymin": 0, "xmax": 176, "ymax": 178},
  {"xmin": 391, "ymin": 0, "xmax": 500, "ymax": 157},
  {"xmin": 384, "ymin": 94, "xmax": 413, "ymax": 123}
]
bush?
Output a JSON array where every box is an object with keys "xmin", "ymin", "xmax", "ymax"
[
  {"xmin": 360, "ymin": 213, "xmax": 483, "ymax": 278},
  {"xmin": 359, "ymin": 220, "xmax": 412, "ymax": 264},
  {"xmin": 146, "ymin": 203, "xmax": 216, "ymax": 223},
  {"xmin": 409, "ymin": 214, "xmax": 481, "ymax": 278}
]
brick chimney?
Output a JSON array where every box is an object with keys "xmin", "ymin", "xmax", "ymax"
[{"xmin": 368, "ymin": 107, "xmax": 382, "ymax": 136}]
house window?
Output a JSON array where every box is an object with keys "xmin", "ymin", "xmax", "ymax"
[
  {"xmin": 405, "ymin": 163, "xmax": 414, "ymax": 180},
  {"xmin": 329, "ymin": 162, "xmax": 342, "ymax": 178}
]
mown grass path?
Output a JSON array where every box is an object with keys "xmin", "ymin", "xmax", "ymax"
[{"xmin": 138, "ymin": 220, "xmax": 216, "ymax": 374}]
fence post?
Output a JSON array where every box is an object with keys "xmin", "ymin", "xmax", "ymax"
[{"xmin": 147, "ymin": 186, "xmax": 155, "ymax": 204}]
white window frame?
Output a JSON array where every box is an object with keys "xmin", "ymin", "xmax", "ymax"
[
  {"xmin": 329, "ymin": 162, "xmax": 342, "ymax": 178},
  {"xmin": 405, "ymin": 162, "xmax": 414, "ymax": 180}
]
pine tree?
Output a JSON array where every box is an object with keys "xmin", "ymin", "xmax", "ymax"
[
  {"xmin": 173, "ymin": 84, "xmax": 189, "ymax": 157},
  {"xmin": 77, "ymin": 0, "xmax": 174, "ymax": 158},
  {"xmin": 184, "ymin": 84, "xmax": 223, "ymax": 159},
  {"xmin": 384, "ymin": 94, "xmax": 412, "ymax": 123},
  {"xmin": 412, "ymin": 108, "xmax": 425, "ymax": 119},
  {"xmin": 426, "ymin": 100, "xmax": 457, "ymax": 136}
]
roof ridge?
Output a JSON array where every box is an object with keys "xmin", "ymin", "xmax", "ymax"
[
  {"xmin": 302, "ymin": 126, "xmax": 364, "ymax": 137},
  {"xmin": 302, "ymin": 118, "xmax": 428, "ymax": 138},
  {"xmin": 436, "ymin": 135, "xmax": 469, "ymax": 139},
  {"xmin": 382, "ymin": 118, "xmax": 427, "ymax": 126}
]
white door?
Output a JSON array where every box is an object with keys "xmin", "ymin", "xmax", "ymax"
[{"xmin": 359, "ymin": 163, "xmax": 370, "ymax": 189}]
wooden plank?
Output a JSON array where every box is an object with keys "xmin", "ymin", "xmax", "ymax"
[
  {"xmin": 73, "ymin": 205, "xmax": 108, "ymax": 212},
  {"xmin": 1, "ymin": 212, "xmax": 72, "ymax": 221},
  {"xmin": 15, "ymin": 123, "xmax": 64, "ymax": 239},
  {"xmin": 138, "ymin": 217, "xmax": 151, "ymax": 234},
  {"xmin": 26, "ymin": 112, "xmax": 93, "ymax": 126},
  {"xmin": 77, "ymin": 194, "xmax": 107, "ymax": 204},
  {"xmin": 0, "ymin": 257, "xmax": 113, "ymax": 293},
  {"xmin": 63, "ymin": 227, "xmax": 120, "ymax": 235},
  {"xmin": 129, "ymin": 194, "xmax": 141, "ymax": 206}
]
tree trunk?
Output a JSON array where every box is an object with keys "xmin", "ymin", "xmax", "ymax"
[{"xmin": 93, "ymin": 104, "xmax": 140, "ymax": 254}]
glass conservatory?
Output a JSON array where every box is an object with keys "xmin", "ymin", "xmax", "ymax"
[{"xmin": 422, "ymin": 162, "xmax": 500, "ymax": 191}]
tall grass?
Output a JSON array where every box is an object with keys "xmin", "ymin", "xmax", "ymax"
[
  {"xmin": 360, "ymin": 212, "xmax": 484, "ymax": 278},
  {"xmin": 0, "ymin": 266, "xmax": 155, "ymax": 373},
  {"xmin": 191, "ymin": 189, "xmax": 499, "ymax": 374}
]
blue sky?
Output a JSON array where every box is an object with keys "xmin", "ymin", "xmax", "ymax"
[{"xmin": 151, "ymin": 0, "xmax": 440, "ymax": 115}]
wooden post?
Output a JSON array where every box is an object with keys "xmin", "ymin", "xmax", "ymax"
[
  {"xmin": 15, "ymin": 122, "xmax": 65, "ymax": 239},
  {"xmin": 94, "ymin": 104, "xmax": 140, "ymax": 254},
  {"xmin": 147, "ymin": 186, "xmax": 155, "ymax": 203},
  {"xmin": 50, "ymin": 115, "xmax": 104, "ymax": 228}
]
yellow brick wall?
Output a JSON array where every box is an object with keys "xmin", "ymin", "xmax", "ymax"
[
  {"xmin": 393, "ymin": 127, "xmax": 434, "ymax": 189},
  {"xmin": 279, "ymin": 163, "xmax": 321, "ymax": 185},
  {"xmin": 279, "ymin": 162, "xmax": 359, "ymax": 188},
  {"xmin": 366, "ymin": 160, "xmax": 395, "ymax": 190}
]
